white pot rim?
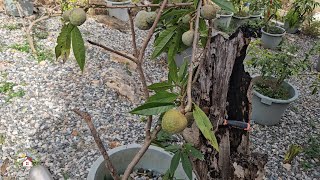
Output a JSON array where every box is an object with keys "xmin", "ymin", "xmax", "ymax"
[{"xmin": 105, "ymin": 0, "xmax": 131, "ymax": 5}]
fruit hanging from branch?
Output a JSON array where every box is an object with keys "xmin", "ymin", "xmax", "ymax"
[
  {"xmin": 69, "ymin": 8, "xmax": 87, "ymax": 26},
  {"xmin": 162, "ymin": 109, "xmax": 188, "ymax": 134}
]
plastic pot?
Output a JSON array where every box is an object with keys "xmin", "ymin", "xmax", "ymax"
[
  {"xmin": 215, "ymin": 11, "xmax": 234, "ymax": 29},
  {"xmin": 175, "ymin": 47, "xmax": 192, "ymax": 67},
  {"xmin": 284, "ymin": 21, "xmax": 300, "ymax": 34},
  {"xmin": 316, "ymin": 56, "xmax": 320, "ymax": 72},
  {"xmin": 105, "ymin": 0, "xmax": 131, "ymax": 22},
  {"xmin": 87, "ymin": 144, "xmax": 195, "ymax": 180},
  {"xmin": 249, "ymin": 12, "xmax": 262, "ymax": 20},
  {"xmin": 261, "ymin": 26, "xmax": 286, "ymax": 49},
  {"xmin": 251, "ymin": 77, "xmax": 299, "ymax": 126},
  {"xmin": 232, "ymin": 15, "xmax": 250, "ymax": 27}
]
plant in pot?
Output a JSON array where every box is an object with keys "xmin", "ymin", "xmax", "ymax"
[
  {"xmin": 247, "ymin": 40, "xmax": 309, "ymax": 125},
  {"xmin": 248, "ymin": 0, "xmax": 264, "ymax": 19},
  {"xmin": 231, "ymin": 0, "xmax": 251, "ymax": 27},
  {"xmin": 215, "ymin": 9, "xmax": 234, "ymax": 28},
  {"xmin": 284, "ymin": 0, "xmax": 320, "ymax": 34},
  {"xmin": 260, "ymin": 0, "xmax": 285, "ymax": 49},
  {"xmin": 105, "ymin": 0, "xmax": 133, "ymax": 21}
]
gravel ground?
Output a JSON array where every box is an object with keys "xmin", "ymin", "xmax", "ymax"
[{"xmin": 0, "ymin": 12, "xmax": 319, "ymax": 180}]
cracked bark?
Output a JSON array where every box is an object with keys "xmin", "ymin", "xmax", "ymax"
[{"xmin": 188, "ymin": 31, "xmax": 267, "ymax": 180}]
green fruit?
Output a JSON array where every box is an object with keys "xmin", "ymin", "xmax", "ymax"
[
  {"xmin": 162, "ymin": 109, "xmax": 188, "ymax": 134},
  {"xmin": 134, "ymin": 10, "xmax": 151, "ymax": 30},
  {"xmin": 146, "ymin": 11, "xmax": 157, "ymax": 25},
  {"xmin": 62, "ymin": 10, "xmax": 71, "ymax": 22},
  {"xmin": 182, "ymin": 14, "xmax": 191, "ymax": 24},
  {"xmin": 200, "ymin": 4, "xmax": 219, "ymax": 20},
  {"xmin": 69, "ymin": 8, "xmax": 87, "ymax": 26},
  {"xmin": 182, "ymin": 30, "xmax": 194, "ymax": 46}
]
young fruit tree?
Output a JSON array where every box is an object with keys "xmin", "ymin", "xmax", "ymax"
[{"xmin": 55, "ymin": 0, "xmax": 268, "ymax": 179}]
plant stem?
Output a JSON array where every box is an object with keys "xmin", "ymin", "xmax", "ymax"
[
  {"xmin": 127, "ymin": 9, "xmax": 138, "ymax": 58},
  {"xmin": 73, "ymin": 109, "xmax": 120, "ymax": 180},
  {"xmin": 184, "ymin": 0, "xmax": 202, "ymax": 112},
  {"xmin": 87, "ymin": 40, "xmax": 138, "ymax": 64},
  {"xmin": 81, "ymin": 2, "xmax": 192, "ymax": 9}
]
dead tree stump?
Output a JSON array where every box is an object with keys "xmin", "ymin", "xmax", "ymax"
[{"xmin": 189, "ymin": 31, "xmax": 268, "ymax": 180}]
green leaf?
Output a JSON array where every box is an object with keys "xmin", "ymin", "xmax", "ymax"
[
  {"xmin": 170, "ymin": 151, "xmax": 181, "ymax": 175},
  {"xmin": 184, "ymin": 143, "xmax": 204, "ymax": 160},
  {"xmin": 168, "ymin": 43, "xmax": 178, "ymax": 84},
  {"xmin": 178, "ymin": 59, "xmax": 188, "ymax": 83},
  {"xmin": 55, "ymin": 23, "xmax": 74, "ymax": 60},
  {"xmin": 193, "ymin": 104, "xmax": 219, "ymax": 152},
  {"xmin": 212, "ymin": 0, "xmax": 235, "ymax": 12},
  {"xmin": 181, "ymin": 152, "xmax": 193, "ymax": 180},
  {"xmin": 71, "ymin": 26, "xmax": 86, "ymax": 71},
  {"xmin": 148, "ymin": 82, "xmax": 174, "ymax": 91},
  {"xmin": 130, "ymin": 102, "xmax": 175, "ymax": 116},
  {"xmin": 165, "ymin": 145, "xmax": 180, "ymax": 153},
  {"xmin": 147, "ymin": 91, "xmax": 178, "ymax": 103},
  {"xmin": 193, "ymin": 0, "xmax": 200, "ymax": 9},
  {"xmin": 152, "ymin": 26, "xmax": 178, "ymax": 59}
]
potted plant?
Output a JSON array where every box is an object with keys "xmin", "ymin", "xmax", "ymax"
[
  {"xmin": 231, "ymin": 0, "xmax": 251, "ymax": 26},
  {"xmin": 53, "ymin": 0, "xmax": 269, "ymax": 179},
  {"xmin": 247, "ymin": 40, "xmax": 309, "ymax": 125},
  {"xmin": 284, "ymin": 0, "xmax": 320, "ymax": 34},
  {"xmin": 248, "ymin": 0, "xmax": 264, "ymax": 19},
  {"xmin": 215, "ymin": 10, "xmax": 234, "ymax": 28},
  {"xmin": 105, "ymin": 0, "xmax": 132, "ymax": 21},
  {"xmin": 260, "ymin": 0, "xmax": 285, "ymax": 49}
]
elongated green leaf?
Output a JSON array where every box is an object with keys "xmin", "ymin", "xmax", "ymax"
[
  {"xmin": 55, "ymin": 23, "xmax": 74, "ymax": 60},
  {"xmin": 147, "ymin": 91, "xmax": 178, "ymax": 103},
  {"xmin": 130, "ymin": 102, "xmax": 174, "ymax": 116},
  {"xmin": 184, "ymin": 143, "xmax": 204, "ymax": 160},
  {"xmin": 178, "ymin": 59, "xmax": 188, "ymax": 83},
  {"xmin": 167, "ymin": 27, "xmax": 183, "ymax": 83},
  {"xmin": 193, "ymin": 104, "xmax": 219, "ymax": 152},
  {"xmin": 152, "ymin": 26, "xmax": 178, "ymax": 59},
  {"xmin": 165, "ymin": 145, "xmax": 180, "ymax": 153},
  {"xmin": 170, "ymin": 151, "xmax": 181, "ymax": 175},
  {"xmin": 181, "ymin": 152, "xmax": 193, "ymax": 180},
  {"xmin": 212, "ymin": 0, "xmax": 235, "ymax": 12},
  {"xmin": 71, "ymin": 26, "xmax": 86, "ymax": 71},
  {"xmin": 160, "ymin": 9, "xmax": 191, "ymax": 22},
  {"xmin": 148, "ymin": 82, "xmax": 174, "ymax": 91}
]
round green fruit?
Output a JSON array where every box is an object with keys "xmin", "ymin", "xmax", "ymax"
[
  {"xmin": 69, "ymin": 8, "xmax": 87, "ymax": 26},
  {"xmin": 200, "ymin": 4, "xmax": 219, "ymax": 20},
  {"xmin": 62, "ymin": 10, "xmax": 71, "ymax": 22},
  {"xmin": 134, "ymin": 10, "xmax": 151, "ymax": 30},
  {"xmin": 162, "ymin": 109, "xmax": 188, "ymax": 134},
  {"xmin": 146, "ymin": 11, "xmax": 157, "ymax": 25},
  {"xmin": 181, "ymin": 14, "xmax": 191, "ymax": 24},
  {"xmin": 182, "ymin": 30, "xmax": 194, "ymax": 46}
]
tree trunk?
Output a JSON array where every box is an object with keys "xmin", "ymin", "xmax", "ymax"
[{"xmin": 187, "ymin": 31, "xmax": 267, "ymax": 179}]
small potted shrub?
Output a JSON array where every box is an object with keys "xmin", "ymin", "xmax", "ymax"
[
  {"xmin": 247, "ymin": 40, "xmax": 309, "ymax": 125},
  {"xmin": 248, "ymin": 0, "xmax": 264, "ymax": 19},
  {"xmin": 231, "ymin": 0, "xmax": 250, "ymax": 27},
  {"xmin": 284, "ymin": 0, "xmax": 320, "ymax": 34},
  {"xmin": 105, "ymin": 0, "xmax": 132, "ymax": 21},
  {"xmin": 260, "ymin": 0, "xmax": 285, "ymax": 49}
]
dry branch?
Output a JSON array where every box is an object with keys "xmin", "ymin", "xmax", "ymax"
[
  {"xmin": 184, "ymin": 0, "xmax": 202, "ymax": 112},
  {"xmin": 87, "ymin": 40, "xmax": 138, "ymax": 64},
  {"xmin": 127, "ymin": 9, "xmax": 138, "ymax": 58},
  {"xmin": 82, "ymin": 2, "xmax": 193, "ymax": 9},
  {"xmin": 73, "ymin": 109, "xmax": 120, "ymax": 180}
]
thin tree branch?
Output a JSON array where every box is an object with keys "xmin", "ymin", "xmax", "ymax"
[
  {"xmin": 127, "ymin": 9, "xmax": 138, "ymax": 58},
  {"xmin": 73, "ymin": 109, "xmax": 120, "ymax": 180},
  {"xmin": 81, "ymin": 2, "xmax": 193, "ymax": 9},
  {"xmin": 122, "ymin": 126, "xmax": 162, "ymax": 179},
  {"xmin": 184, "ymin": 0, "xmax": 202, "ymax": 112},
  {"xmin": 87, "ymin": 40, "xmax": 138, "ymax": 64},
  {"xmin": 193, "ymin": 19, "xmax": 213, "ymax": 84}
]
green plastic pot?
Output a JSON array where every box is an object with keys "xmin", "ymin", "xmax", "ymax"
[
  {"xmin": 105, "ymin": 0, "xmax": 131, "ymax": 21},
  {"xmin": 215, "ymin": 11, "xmax": 234, "ymax": 28},
  {"xmin": 232, "ymin": 15, "xmax": 250, "ymax": 27},
  {"xmin": 251, "ymin": 77, "xmax": 299, "ymax": 126},
  {"xmin": 87, "ymin": 144, "xmax": 195, "ymax": 180},
  {"xmin": 261, "ymin": 26, "xmax": 286, "ymax": 49}
]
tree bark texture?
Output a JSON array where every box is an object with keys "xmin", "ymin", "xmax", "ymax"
[{"xmin": 189, "ymin": 31, "xmax": 267, "ymax": 180}]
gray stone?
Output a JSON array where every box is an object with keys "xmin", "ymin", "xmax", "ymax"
[
  {"xmin": 4, "ymin": 0, "xmax": 33, "ymax": 17},
  {"xmin": 29, "ymin": 165, "xmax": 53, "ymax": 180}
]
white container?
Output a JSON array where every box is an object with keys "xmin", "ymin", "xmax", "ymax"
[{"xmin": 105, "ymin": 0, "xmax": 131, "ymax": 22}]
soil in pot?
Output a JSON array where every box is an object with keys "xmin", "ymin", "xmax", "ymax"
[
  {"xmin": 254, "ymin": 78, "xmax": 291, "ymax": 100},
  {"xmin": 263, "ymin": 26, "xmax": 285, "ymax": 34}
]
